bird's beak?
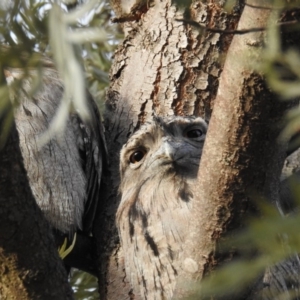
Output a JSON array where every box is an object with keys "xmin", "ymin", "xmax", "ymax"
[{"xmin": 156, "ymin": 137, "xmax": 183, "ymax": 161}]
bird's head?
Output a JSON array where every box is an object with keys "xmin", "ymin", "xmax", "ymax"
[{"xmin": 120, "ymin": 116, "xmax": 208, "ymax": 187}]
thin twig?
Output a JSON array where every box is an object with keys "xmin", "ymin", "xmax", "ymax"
[{"xmin": 175, "ymin": 19, "xmax": 299, "ymax": 35}]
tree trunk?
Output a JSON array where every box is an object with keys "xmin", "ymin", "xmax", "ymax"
[
  {"xmin": 0, "ymin": 108, "xmax": 73, "ymax": 299},
  {"xmin": 97, "ymin": 0, "xmax": 241, "ymax": 298},
  {"xmin": 96, "ymin": 0, "xmax": 300, "ymax": 299}
]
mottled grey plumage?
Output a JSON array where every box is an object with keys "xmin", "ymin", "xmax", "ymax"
[
  {"xmin": 12, "ymin": 66, "xmax": 105, "ymax": 235},
  {"xmin": 117, "ymin": 116, "xmax": 207, "ymax": 299}
]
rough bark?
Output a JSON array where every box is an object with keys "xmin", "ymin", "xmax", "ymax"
[
  {"xmin": 192, "ymin": 1, "xmax": 291, "ymax": 298},
  {"xmin": 96, "ymin": 0, "xmax": 300, "ymax": 299},
  {"xmin": 0, "ymin": 115, "xmax": 73, "ymax": 299},
  {"xmin": 97, "ymin": 0, "xmax": 241, "ymax": 298}
]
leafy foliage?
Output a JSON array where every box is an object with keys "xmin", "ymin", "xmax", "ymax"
[
  {"xmin": 0, "ymin": 0, "xmax": 120, "ymax": 145},
  {"xmin": 0, "ymin": 0, "xmax": 121, "ymax": 298},
  {"xmin": 192, "ymin": 193, "xmax": 300, "ymax": 298},
  {"xmin": 71, "ymin": 270, "xmax": 99, "ymax": 300},
  {"xmin": 2, "ymin": 0, "xmax": 300, "ymax": 298}
]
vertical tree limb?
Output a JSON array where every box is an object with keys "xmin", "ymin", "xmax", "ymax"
[{"xmin": 185, "ymin": 1, "xmax": 289, "ymax": 297}]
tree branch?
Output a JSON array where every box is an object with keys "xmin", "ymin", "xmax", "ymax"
[{"xmin": 188, "ymin": 0, "xmax": 291, "ymax": 297}]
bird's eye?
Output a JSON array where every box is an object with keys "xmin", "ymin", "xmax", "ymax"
[
  {"xmin": 186, "ymin": 129, "xmax": 203, "ymax": 138},
  {"xmin": 129, "ymin": 150, "xmax": 146, "ymax": 164}
]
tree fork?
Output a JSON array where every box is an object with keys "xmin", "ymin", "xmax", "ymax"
[{"xmin": 97, "ymin": 0, "xmax": 299, "ymax": 298}]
